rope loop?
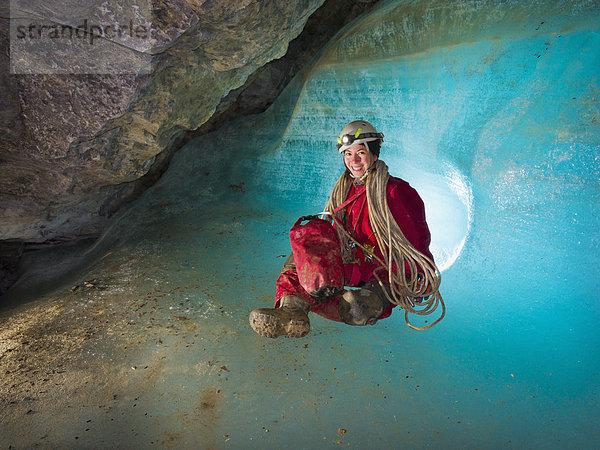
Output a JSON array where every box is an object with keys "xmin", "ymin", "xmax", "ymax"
[{"xmin": 324, "ymin": 160, "xmax": 445, "ymax": 330}]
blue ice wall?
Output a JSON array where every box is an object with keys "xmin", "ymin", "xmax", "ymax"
[{"xmin": 4, "ymin": 0, "xmax": 600, "ymax": 447}]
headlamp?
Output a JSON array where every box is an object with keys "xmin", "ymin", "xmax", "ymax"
[{"xmin": 336, "ymin": 129, "xmax": 382, "ymax": 150}]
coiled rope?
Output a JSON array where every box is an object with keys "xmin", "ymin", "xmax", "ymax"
[{"xmin": 324, "ymin": 159, "xmax": 445, "ymax": 330}]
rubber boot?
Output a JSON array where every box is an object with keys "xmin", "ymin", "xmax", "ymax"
[{"xmin": 249, "ymin": 296, "xmax": 311, "ymax": 338}]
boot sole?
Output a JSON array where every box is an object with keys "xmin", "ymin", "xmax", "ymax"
[{"xmin": 249, "ymin": 308, "xmax": 310, "ymax": 338}]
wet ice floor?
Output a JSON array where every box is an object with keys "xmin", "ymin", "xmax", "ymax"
[
  {"xmin": 2, "ymin": 203, "xmax": 598, "ymax": 448},
  {"xmin": 0, "ymin": 206, "xmax": 371, "ymax": 447}
]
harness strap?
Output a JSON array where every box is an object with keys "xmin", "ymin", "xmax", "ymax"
[{"xmin": 332, "ymin": 187, "xmax": 365, "ymax": 214}]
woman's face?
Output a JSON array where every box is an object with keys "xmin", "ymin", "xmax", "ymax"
[{"xmin": 343, "ymin": 144, "xmax": 377, "ymax": 178}]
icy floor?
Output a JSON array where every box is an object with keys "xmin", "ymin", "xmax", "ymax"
[{"xmin": 1, "ymin": 203, "xmax": 599, "ymax": 448}]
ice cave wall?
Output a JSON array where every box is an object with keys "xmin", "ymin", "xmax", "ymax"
[{"xmin": 147, "ymin": 0, "xmax": 600, "ymax": 287}]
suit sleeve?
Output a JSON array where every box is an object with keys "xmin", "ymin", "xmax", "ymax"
[{"xmin": 386, "ymin": 179, "xmax": 434, "ymax": 262}]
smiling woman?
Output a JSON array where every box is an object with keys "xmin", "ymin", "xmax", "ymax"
[
  {"xmin": 343, "ymin": 144, "xmax": 373, "ymax": 178},
  {"xmin": 249, "ymin": 119, "xmax": 444, "ymax": 338},
  {"xmin": 338, "ymin": 120, "xmax": 383, "ymax": 180}
]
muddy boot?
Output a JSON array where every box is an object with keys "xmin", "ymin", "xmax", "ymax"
[
  {"xmin": 338, "ymin": 281, "xmax": 391, "ymax": 326},
  {"xmin": 249, "ymin": 296, "xmax": 311, "ymax": 338}
]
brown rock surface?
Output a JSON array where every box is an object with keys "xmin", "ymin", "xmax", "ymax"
[{"xmin": 1, "ymin": 0, "xmax": 322, "ymax": 242}]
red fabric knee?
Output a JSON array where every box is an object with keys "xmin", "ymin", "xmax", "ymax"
[
  {"xmin": 275, "ymin": 269, "xmax": 314, "ymax": 307},
  {"xmin": 310, "ymin": 297, "xmax": 343, "ymax": 322},
  {"xmin": 275, "ymin": 269, "xmax": 343, "ymax": 322}
]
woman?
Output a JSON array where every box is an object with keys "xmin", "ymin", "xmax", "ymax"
[{"xmin": 249, "ymin": 120, "xmax": 441, "ymax": 338}]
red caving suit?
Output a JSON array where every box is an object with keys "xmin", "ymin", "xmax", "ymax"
[{"xmin": 275, "ymin": 176, "xmax": 434, "ymax": 322}]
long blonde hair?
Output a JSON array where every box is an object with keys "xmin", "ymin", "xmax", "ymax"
[{"xmin": 324, "ymin": 159, "xmax": 445, "ymax": 330}]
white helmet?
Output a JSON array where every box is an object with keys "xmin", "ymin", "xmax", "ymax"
[{"xmin": 336, "ymin": 120, "xmax": 384, "ymax": 154}]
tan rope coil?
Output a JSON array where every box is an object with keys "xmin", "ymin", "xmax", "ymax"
[{"xmin": 324, "ymin": 159, "xmax": 445, "ymax": 330}]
